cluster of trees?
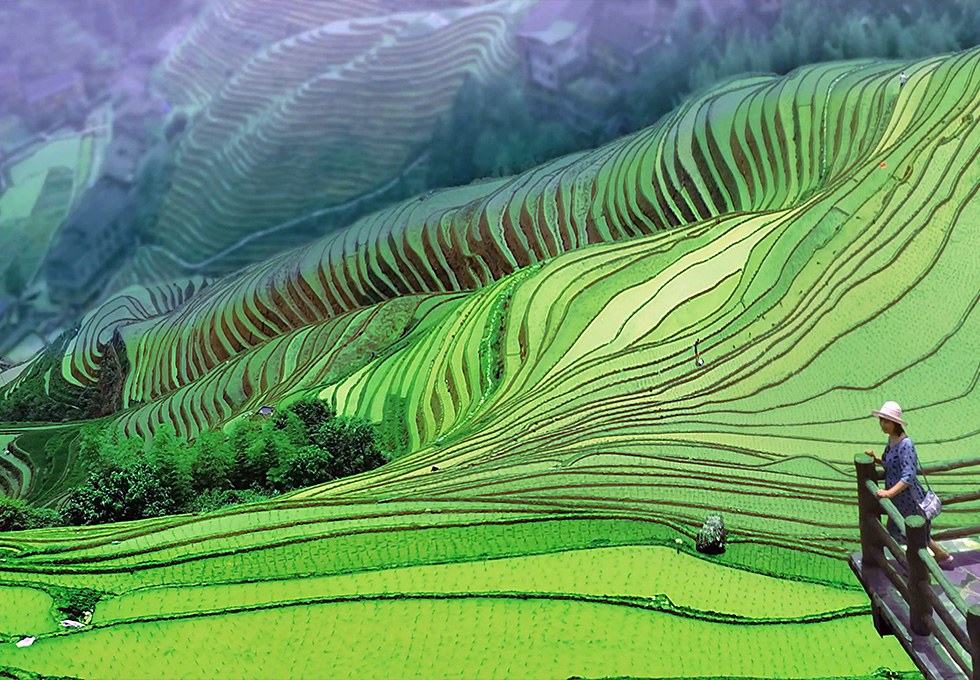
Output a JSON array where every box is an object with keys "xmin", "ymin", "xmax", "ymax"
[
  {"xmin": 627, "ymin": 0, "xmax": 964, "ymax": 130},
  {"xmin": 664, "ymin": 0, "xmax": 970, "ymax": 110},
  {"xmin": 0, "ymin": 493, "xmax": 58, "ymax": 531},
  {"xmin": 625, "ymin": 0, "xmax": 980, "ymax": 134},
  {"xmin": 0, "ymin": 398, "xmax": 387, "ymax": 530},
  {"xmin": 427, "ymin": 0, "xmax": 980, "ymax": 195},
  {"xmin": 60, "ymin": 398, "xmax": 386, "ymax": 525},
  {"xmin": 427, "ymin": 75, "xmax": 590, "ymax": 190},
  {"xmin": 0, "ymin": 326, "xmax": 97, "ymax": 423}
]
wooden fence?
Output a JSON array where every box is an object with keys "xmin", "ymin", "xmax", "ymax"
[{"xmin": 855, "ymin": 453, "xmax": 980, "ymax": 679}]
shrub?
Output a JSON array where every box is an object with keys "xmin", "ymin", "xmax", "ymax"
[
  {"xmin": 53, "ymin": 397, "xmax": 389, "ymax": 526},
  {"xmin": 267, "ymin": 446, "xmax": 336, "ymax": 492},
  {"xmin": 191, "ymin": 488, "xmax": 272, "ymax": 513},
  {"xmin": 47, "ymin": 584, "xmax": 104, "ymax": 620},
  {"xmin": 0, "ymin": 494, "xmax": 58, "ymax": 531},
  {"xmin": 189, "ymin": 429, "xmax": 233, "ymax": 494},
  {"xmin": 59, "ymin": 462, "xmax": 177, "ymax": 525},
  {"xmin": 275, "ymin": 398, "xmax": 335, "ymax": 435}
]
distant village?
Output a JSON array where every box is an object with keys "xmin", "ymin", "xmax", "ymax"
[
  {"xmin": 516, "ymin": 0, "xmax": 783, "ymax": 135},
  {"xmin": 0, "ymin": 1, "xmax": 196, "ymax": 187},
  {"xmin": 0, "ymin": 1, "xmax": 197, "ymax": 363}
]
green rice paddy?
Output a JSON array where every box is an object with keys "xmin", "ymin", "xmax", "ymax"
[
  {"xmin": 9, "ymin": 43, "xmax": 980, "ymax": 677},
  {"xmin": 0, "ymin": 596, "xmax": 905, "ymax": 680},
  {"xmin": 0, "ymin": 586, "xmax": 57, "ymax": 636}
]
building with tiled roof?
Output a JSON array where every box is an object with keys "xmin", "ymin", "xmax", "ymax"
[{"xmin": 516, "ymin": 0, "xmax": 597, "ymax": 92}]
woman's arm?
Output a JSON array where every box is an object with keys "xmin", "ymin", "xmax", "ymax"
[
  {"xmin": 877, "ymin": 480, "xmax": 908, "ymax": 499},
  {"xmin": 865, "ymin": 449, "xmax": 882, "ymax": 464}
]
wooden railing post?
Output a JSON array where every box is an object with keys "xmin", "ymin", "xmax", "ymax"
[
  {"xmin": 968, "ymin": 604, "xmax": 980, "ymax": 680},
  {"xmin": 907, "ymin": 515, "xmax": 933, "ymax": 636},
  {"xmin": 855, "ymin": 453, "xmax": 884, "ymax": 570}
]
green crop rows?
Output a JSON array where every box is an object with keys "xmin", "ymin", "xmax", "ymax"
[{"xmin": 10, "ymin": 44, "xmax": 980, "ymax": 677}]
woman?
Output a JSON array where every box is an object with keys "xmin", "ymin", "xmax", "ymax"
[{"xmin": 865, "ymin": 401, "xmax": 954, "ymax": 567}]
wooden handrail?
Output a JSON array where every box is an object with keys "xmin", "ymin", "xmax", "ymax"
[
  {"xmin": 854, "ymin": 452, "xmax": 980, "ymax": 678},
  {"xmin": 874, "ymin": 542, "xmax": 912, "ymax": 600},
  {"xmin": 932, "ymin": 525, "xmax": 980, "ymax": 542},
  {"xmin": 869, "ymin": 519, "xmax": 909, "ymax": 570},
  {"xmin": 856, "ymin": 453, "xmax": 885, "ymax": 569},
  {"xmin": 865, "ymin": 479, "xmax": 907, "ymax": 532},
  {"xmin": 922, "ymin": 548, "xmax": 971, "ymax": 615},
  {"xmin": 907, "ymin": 515, "xmax": 933, "ymax": 636},
  {"xmin": 924, "ymin": 584, "xmax": 972, "ymax": 651},
  {"xmin": 967, "ymin": 607, "xmax": 980, "ymax": 680},
  {"xmin": 852, "ymin": 452, "xmax": 980, "ymax": 479},
  {"xmin": 926, "ymin": 614, "xmax": 973, "ymax": 676}
]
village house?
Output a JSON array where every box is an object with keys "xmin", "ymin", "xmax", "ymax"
[
  {"xmin": 588, "ymin": 0, "xmax": 673, "ymax": 82},
  {"xmin": 517, "ymin": 0, "xmax": 784, "ymax": 134},
  {"xmin": 101, "ymin": 134, "xmax": 143, "ymax": 186},
  {"xmin": 45, "ymin": 178, "xmax": 138, "ymax": 306},
  {"xmin": 517, "ymin": 0, "xmax": 671, "ymax": 134},
  {"xmin": 517, "ymin": 0, "xmax": 596, "ymax": 91}
]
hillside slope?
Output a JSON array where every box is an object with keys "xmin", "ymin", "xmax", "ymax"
[{"xmin": 5, "ymin": 47, "xmax": 980, "ymax": 677}]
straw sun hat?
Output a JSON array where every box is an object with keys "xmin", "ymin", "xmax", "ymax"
[{"xmin": 872, "ymin": 401, "xmax": 907, "ymax": 426}]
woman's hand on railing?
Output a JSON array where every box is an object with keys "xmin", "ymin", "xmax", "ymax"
[
  {"xmin": 865, "ymin": 449, "xmax": 881, "ymax": 464},
  {"xmin": 876, "ymin": 488, "xmax": 893, "ymax": 499}
]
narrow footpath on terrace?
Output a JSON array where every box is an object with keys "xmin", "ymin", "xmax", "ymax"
[{"xmin": 851, "ymin": 453, "xmax": 980, "ymax": 680}]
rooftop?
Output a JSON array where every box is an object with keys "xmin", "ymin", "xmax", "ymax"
[
  {"xmin": 590, "ymin": 1, "xmax": 669, "ymax": 57},
  {"xmin": 517, "ymin": 0, "xmax": 596, "ymax": 46},
  {"xmin": 101, "ymin": 134, "xmax": 142, "ymax": 184}
]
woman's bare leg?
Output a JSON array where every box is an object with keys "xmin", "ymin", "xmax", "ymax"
[{"xmin": 930, "ymin": 539, "xmax": 952, "ymax": 561}]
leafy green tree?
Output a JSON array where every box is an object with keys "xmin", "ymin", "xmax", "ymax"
[
  {"xmin": 267, "ymin": 445, "xmax": 335, "ymax": 492},
  {"xmin": 308, "ymin": 418, "xmax": 386, "ymax": 479},
  {"xmin": 189, "ymin": 429, "xmax": 233, "ymax": 494},
  {"xmin": 147, "ymin": 424, "xmax": 193, "ymax": 509},
  {"xmin": 60, "ymin": 462, "xmax": 176, "ymax": 525},
  {"xmin": 227, "ymin": 420, "xmax": 292, "ymax": 491},
  {"xmin": 51, "ymin": 396, "xmax": 390, "ymax": 527},
  {"xmin": 277, "ymin": 398, "xmax": 335, "ymax": 433},
  {"xmin": 191, "ymin": 487, "xmax": 271, "ymax": 513},
  {"xmin": 272, "ymin": 406, "xmax": 320, "ymax": 444},
  {"xmin": 83, "ymin": 426, "xmax": 143, "ymax": 471},
  {"xmin": 0, "ymin": 494, "xmax": 58, "ymax": 531}
]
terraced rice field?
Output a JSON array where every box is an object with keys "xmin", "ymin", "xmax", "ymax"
[
  {"xmin": 6, "ymin": 46, "xmax": 980, "ymax": 677},
  {"xmin": 0, "ymin": 426, "xmax": 84, "ymax": 507},
  {"xmin": 0, "ymin": 434, "xmax": 25, "ymax": 498},
  {"xmin": 0, "ymin": 505, "xmax": 911, "ymax": 679},
  {"xmin": 110, "ymin": 0, "xmax": 527, "ymax": 287}
]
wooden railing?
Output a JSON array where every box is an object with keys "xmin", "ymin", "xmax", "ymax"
[{"xmin": 855, "ymin": 453, "xmax": 980, "ymax": 679}]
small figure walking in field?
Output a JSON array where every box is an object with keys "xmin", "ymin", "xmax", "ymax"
[
  {"xmin": 694, "ymin": 338, "xmax": 704, "ymax": 367},
  {"xmin": 899, "ymin": 72, "xmax": 908, "ymax": 88},
  {"xmin": 866, "ymin": 401, "xmax": 954, "ymax": 568}
]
